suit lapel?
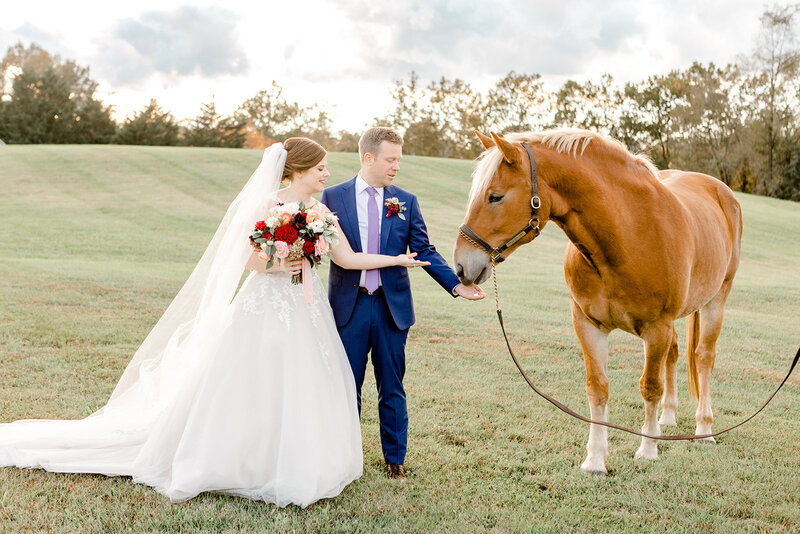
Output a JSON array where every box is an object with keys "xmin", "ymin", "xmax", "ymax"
[
  {"xmin": 339, "ymin": 177, "xmax": 362, "ymax": 253},
  {"xmin": 380, "ymin": 185, "xmax": 395, "ymax": 254}
]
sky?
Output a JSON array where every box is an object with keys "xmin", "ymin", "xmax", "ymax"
[{"xmin": 0, "ymin": 0, "xmax": 769, "ymax": 132}]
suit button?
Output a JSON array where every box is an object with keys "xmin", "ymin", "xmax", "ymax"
[{"xmin": 353, "ymin": 283, "xmax": 358, "ymax": 287}]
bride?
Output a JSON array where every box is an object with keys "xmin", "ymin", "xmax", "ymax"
[{"xmin": 0, "ymin": 137, "xmax": 427, "ymax": 508}]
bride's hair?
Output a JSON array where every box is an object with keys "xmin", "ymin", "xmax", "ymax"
[{"xmin": 281, "ymin": 137, "xmax": 326, "ymax": 181}]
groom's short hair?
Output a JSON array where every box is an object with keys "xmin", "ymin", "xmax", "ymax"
[{"xmin": 359, "ymin": 127, "xmax": 403, "ymax": 161}]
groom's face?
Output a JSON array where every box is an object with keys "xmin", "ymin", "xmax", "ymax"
[{"xmin": 364, "ymin": 141, "xmax": 402, "ymax": 188}]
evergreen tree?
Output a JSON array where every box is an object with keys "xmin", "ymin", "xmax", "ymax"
[
  {"xmin": 0, "ymin": 42, "xmax": 115, "ymax": 144},
  {"xmin": 115, "ymin": 99, "xmax": 179, "ymax": 146},
  {"xmin": 183, "ymin": 101, "xmax": 246, "ymax": 148}
]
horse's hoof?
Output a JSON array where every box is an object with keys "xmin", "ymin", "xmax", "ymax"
[
  {"xmin": 580, "ymin": 465, "xmax": 608, "ymax": 476},
  {"xmin": 693, "ymin": 436, "xmax": 716, "ymax": 445},
  {"xmin": 634, "ymin": 445, "xmax": 659, "ymax": 460},
  {"xmin": 580, "ymin": 457, "xmax": 607, "ymax": 475},
  {"xmin": 584, "ymin": 469, "xmax": 607, "ymax": 477},
  {"xmin": 658, "ymin": 414, "xmax": 677, "ymax": 427}
]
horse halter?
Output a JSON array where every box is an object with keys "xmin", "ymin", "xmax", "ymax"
[{"xmin": 459, "ymin": 143, "xmax": 541, "ymax": 264}]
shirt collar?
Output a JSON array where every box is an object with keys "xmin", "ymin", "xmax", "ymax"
[{"xmin": 356, "ymin": 174, "xmax": 384, "ymax": 195}]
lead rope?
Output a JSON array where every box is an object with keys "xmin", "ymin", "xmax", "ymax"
[{"xmin": 488, "ymin": 260, "xmax": 800, "ymax": 441}]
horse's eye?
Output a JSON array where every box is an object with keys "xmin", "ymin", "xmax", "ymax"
[{"xmin": 488, "ymin": 193, "xmax": 504, "ymax": 204}]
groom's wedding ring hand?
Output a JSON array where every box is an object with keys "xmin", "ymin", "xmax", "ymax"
[{"xmin": 454, "ymin": 283, "xmax": 487, "ymax": 301}]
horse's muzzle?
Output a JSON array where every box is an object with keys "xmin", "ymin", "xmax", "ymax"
[{"xmin": 454, "ymin": 247, "xmax": 492, "ymax": 286}]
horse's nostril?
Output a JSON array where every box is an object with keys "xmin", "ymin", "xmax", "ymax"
[{"xmin": 456, "ymin": 264, "xmax": 464, "ymax": 278}]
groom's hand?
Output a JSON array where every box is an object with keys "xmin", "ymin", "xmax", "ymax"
[{"xmin": 454, "ymin": 283, "xmax": 487, "ymax": 300}]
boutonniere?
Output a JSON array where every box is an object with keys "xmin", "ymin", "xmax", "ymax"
[{"xmin": 384, "ymin": 197, "xmax": 407, "ymax": 220}]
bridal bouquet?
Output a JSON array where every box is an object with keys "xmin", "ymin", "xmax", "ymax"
[{"xmin": 250, "ymin": 201, "xmax": 339, "ymax": 285}]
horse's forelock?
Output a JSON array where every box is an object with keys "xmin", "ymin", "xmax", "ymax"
[{"xmin": 468, "ymin": 146, "xmax": 504, "ymax": 206}]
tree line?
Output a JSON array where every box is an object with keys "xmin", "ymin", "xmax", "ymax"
[
  {"xmin": 1, "ymin": 5, "xmax": 798, "ymax": 200},
  {"xmin": 0, "ymin": 44, "xmax": 358, "ymax": 152}
]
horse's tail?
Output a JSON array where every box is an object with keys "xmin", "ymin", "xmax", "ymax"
[{"xmin": 686, "ymin": 311, "xmax": 700, "ymax": 401}]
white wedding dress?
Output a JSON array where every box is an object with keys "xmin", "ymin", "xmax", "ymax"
[{"xmin": 0, "ymin": 146, "xmax": 363, "ymax": 508}]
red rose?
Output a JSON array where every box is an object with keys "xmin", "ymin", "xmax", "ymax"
[
  {"xmin": 254, "ymin": 220, "xmax": 267, "ymax": 231},
  {"xmin": 274, "ymin": 224, "xmax": 298, "ymax": 243},
  {"xmin": 263, "ymin": 231, "xmax": 273, "ymax": 241},
  {"xmin": 302, "ymin": 241, "xmax": 316, "ymax": 256}
]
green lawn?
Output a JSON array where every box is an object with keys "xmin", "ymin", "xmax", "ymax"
[{"xmin": 0, "ymin": 145, "xmax": 798, "ymax": 533}]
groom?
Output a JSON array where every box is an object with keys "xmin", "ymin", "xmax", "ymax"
[{"xmin": 321, "ymin": 127, "xmax": 485, "ymax": 479}]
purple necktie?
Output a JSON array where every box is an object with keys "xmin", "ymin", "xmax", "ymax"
[{"xmin": 365, "ymin": 186, "xmax": 380, "ymax": 293}]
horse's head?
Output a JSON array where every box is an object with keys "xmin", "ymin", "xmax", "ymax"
[{"xmin": 454, "ymin": 131, "xmax": 552, "ymax": 285}]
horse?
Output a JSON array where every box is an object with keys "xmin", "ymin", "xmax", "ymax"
[{"xmin": 454, "ymin": 129, "xmax": 742, "ymax": 474}]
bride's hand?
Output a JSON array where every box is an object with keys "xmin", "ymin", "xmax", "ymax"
[
  {"xmin": 274, "ymin": 257, "xmax": 303, "ymax": 275},
  {"xmin": 394, "ymin": 252, "xmax": 430, "ymax": 268}
]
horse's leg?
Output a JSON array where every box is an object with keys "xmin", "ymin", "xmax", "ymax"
[
  {"xmin": 571, "ymin": 299, "xmax": 611, "ymax": 475},
  {"xmin": 694, "ymin": 282, "xmax": 733, "ymax": 442},
  {"xmin": 635, "ymin": 323, "xmax": 673, "ymax": 460},
  {"xmin": 658, "ymin": 325, "xmax": 679, "ymax": 427}
]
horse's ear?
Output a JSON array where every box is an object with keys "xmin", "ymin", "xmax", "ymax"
[
  {"xmin": 490, "ymin": 131, "xmax": 518, "ymax": 165},
  {"xmin": 475, "ymin": 130, "xmax": 495, "ymax": 150}
]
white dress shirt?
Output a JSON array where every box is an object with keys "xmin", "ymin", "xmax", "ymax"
[{"xmin": 355, "ymin": 174, "xmax": 384, "ymax": 288}]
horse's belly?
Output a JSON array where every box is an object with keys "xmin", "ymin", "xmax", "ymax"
[{"xmin": 565, "ymin": 242, "xmax": 728, "ymax": 333}]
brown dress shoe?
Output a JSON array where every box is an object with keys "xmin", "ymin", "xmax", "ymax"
[{"xmin": 386, "ymin": 463, "xmax": 407, "ymax": 480}]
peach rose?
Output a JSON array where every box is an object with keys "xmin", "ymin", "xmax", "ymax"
[
  {"xmin": 274, "ymin": 241, "xmax": 290, "ymax": 259},
  {"xmin": 315, "ymin": 236, "xmax": 329, "ymax": 256},
  {"xmin": 306, "ymin": 211, "xmax": 322, "ymax": 223}
]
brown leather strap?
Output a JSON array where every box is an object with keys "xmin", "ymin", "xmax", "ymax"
[
  {"xmin": 458, "ymin": 142, "xmax": 540, "ymax": 264},
  {"xmin": 497, "ymin": 308, "xmax": 800, "ymax": 441}
]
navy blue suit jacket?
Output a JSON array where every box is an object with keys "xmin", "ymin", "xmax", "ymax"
[{"xmin": 321, "ymin": 177, "xmax": 460, "ymax": 330}]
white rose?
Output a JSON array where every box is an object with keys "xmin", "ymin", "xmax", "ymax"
[
  {"xmin": 265, "ymin": 216, "xmax": 278, "ymax": 227},
  {"xmin": 282, "ymin": 202, "xmax": 300, "ymax": 214},
  {"xmin": 308, "ymin": 220, "xmax": 325, "ymax": 233}
]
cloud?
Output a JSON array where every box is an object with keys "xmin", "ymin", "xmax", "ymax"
[
  {"xmin": 1, "ymin": 23, "xmax": 74, "ymax": 60},
  {"xmin": 324, "ymin": 0, "xmax": 654, "ymax": 86},
  {"xmin": 101, "ymin": 6, "xmax": 249, "ymax": 86}
]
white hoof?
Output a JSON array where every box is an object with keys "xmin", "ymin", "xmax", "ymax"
[
  {"xmin": 695, "ymin": 423, "xmax": 715, "ymax": 443},
  {"xmin": 634, "ymin": 443, "xmax": 659, "ymax": 460},
  {"xmin": 580, "ymin": 455, "xmax": 608, "ymax": 475},
  {"xmin": 658, "ymin": 412, "xmax": 677, "ymax": 427}
]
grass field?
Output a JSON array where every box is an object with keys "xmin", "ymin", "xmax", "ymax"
[{"xmin": 0, "ymin": 144, "xmax": 798, "ymax": 533}]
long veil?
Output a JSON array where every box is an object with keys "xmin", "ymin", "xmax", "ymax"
[{"xmin": 0, "ymin": 143, "xmax": 287, "ymax": 474}]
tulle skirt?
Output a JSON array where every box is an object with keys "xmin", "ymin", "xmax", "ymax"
[{"xmin": 0, "ymin": 271, "xmax": 363, "ymax": 508}]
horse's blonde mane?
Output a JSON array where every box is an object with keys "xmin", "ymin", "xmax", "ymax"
[{"xmin": 469, "ymin": 128, "xmax": 659, "ymax": 204}]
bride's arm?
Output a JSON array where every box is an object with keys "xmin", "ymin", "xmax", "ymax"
[
  {"xmin": 329, "ymin": 219, "xmax": 429, "ymax": 270},
  {"xmin": 245, "ymin": 250, "xmax": 266, "ymax": 271}
]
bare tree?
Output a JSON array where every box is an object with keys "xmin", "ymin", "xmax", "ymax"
[{"xmin": 743, "ymin": 4, "xmax": 800, "ymax": 193}]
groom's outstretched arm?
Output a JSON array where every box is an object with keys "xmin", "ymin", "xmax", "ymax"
[{"xmin": 406, "ymin": 195, "xmax": 462, "ymax": 297}]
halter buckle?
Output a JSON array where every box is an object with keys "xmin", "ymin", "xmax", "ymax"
[{"xmin": 531, "ymin": 196, "xmax": 541, "ymax": 210}]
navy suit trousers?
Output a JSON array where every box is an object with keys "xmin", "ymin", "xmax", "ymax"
[{"xmin": 338, "ymin": 291, "xmax": 409, "ymax": 465}]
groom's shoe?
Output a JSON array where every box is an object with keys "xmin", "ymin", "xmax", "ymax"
[{"xmin": 386, "ymin": 463, "xmax": 407, "ymax": 480}]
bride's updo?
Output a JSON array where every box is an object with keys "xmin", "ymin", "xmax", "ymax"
[{"xmin": 281, "ymin": 137, "xmax": 326, "ymax": 181}]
